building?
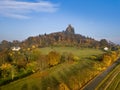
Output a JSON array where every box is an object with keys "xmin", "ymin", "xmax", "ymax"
[
  {"xmin": 12, "ymin": 46, "xmax": 21, "ymax": 51},
  {"xmin": 104, "ymin": 47, "xmax": 108, "ymax": 51}
]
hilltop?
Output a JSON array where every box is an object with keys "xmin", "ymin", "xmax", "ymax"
[
  {"xmin": 0, "ymin": 24, "xmax": 117, "ymax": 51},
  {"xmin": 23, "ymin": 24, "xmax": 98, "ymax": 48}
]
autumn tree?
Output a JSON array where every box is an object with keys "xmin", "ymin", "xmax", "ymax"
[
  {"xmin": 26, "ymin": 61, "xmax": 37, "ymax": 73},
  {"xmin": 47, "ymin": 51, "xmax": 61, "ymax": 67},
  {"xmin": 0, "ymin": 63, "xmax": 12, "ymax": 78},
  {"xmin": 102, "ymin": 54, "xmax": 112, "ymax": 66},
  {"xmin": 59, "ymin": 83, "xmax": 70, "ymax": 90},
  {"xmin": 36, "ymin": 55, "xmax": 49, "ymax": 71},
  {"xmin": 110, "ymin": 51, "xmax": 118, "ymax": 62}
]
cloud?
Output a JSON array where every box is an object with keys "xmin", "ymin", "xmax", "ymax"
[{"xmin": 0, "ymin": 0, "xmax": 58, "ymax": 19}]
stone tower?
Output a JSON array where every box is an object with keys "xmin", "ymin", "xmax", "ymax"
[{"xmin": 65, "ymin": 24, "xmax": 75, "ymax": 34}]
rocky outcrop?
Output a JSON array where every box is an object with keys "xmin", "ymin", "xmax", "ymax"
[{"xmin": 65, "ymin": 24, "xmax": 75, "ymax": 34}]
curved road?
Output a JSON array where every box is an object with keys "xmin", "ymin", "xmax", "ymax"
[{"xmin": 83, "ymin": 58, "xmax": 120, "ymax": 90}]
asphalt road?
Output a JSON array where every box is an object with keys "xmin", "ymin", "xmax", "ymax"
[{"xmin": 83, "ymin": 58, "xmax": 120, "ymax": 90}]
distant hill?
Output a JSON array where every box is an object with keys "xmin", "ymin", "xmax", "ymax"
[
  {"xmin": 22, "ymin": 24, "xmax": 100, "ymax": 48},
  {"xmin": 0, "ymin": 24, "xmax": 116, "ymax": 51}
]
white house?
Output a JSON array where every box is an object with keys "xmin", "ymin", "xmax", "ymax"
[
  {"xmin": 12, "ymin": 46, "xmax": 21, "ymax": 51},
  {"xmin": 104, "ymin": 47, "xmax": 108, "ymax": 51}
]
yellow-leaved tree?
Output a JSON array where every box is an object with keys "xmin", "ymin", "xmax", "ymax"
[
  {"xmin": 0, "ymin": 63, "xmax": 12, "ymax": 78},
  {"xmin": 102, "ymin": 54, "xmax": 112, "ymax": 66},
  {"xmin": 48, "ymin": 51, "xmax": 61, "ymax": 67},
  {"xmin": 59, "ymin": 83, "xmax": 70, "ymax": 90}
]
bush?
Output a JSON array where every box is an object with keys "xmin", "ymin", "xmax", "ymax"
[
  {"xmin": 89, "ymin": 55, "xmax": 97, "ymax": 60},
  {"xmin": 0, "ymin": 70, "xmax": 33, "ymax": 86},
  {"xmin": 102, "ymin": 54, "xmax": 112, "ymax": 66},
  {"xmin": 59, "ymin": 83, "xmax": 70, "ymax": 90},
  {"xmin": 101, "ymin": 51, "xmax": 119, "ymax": 67},
  {"xmin": 47, "ymin": 51, "xmax": 61, "ymax": 67},
  {"xmin": 73, "ymin": 56, "xmax": 80, "ymax": 61},
  {"xmin": 0, "ymin": 77, "xmax": 12, "ymax": 86}
]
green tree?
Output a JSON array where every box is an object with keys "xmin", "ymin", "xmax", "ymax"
[
  {"xmin": 36, "ymin": 55, "xmax": 49, "ymax": 71},
  {"xmin": 100, "ymin": 39, "xmax": 108, "ymax": 47}
]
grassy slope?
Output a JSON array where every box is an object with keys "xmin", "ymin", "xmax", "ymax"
[{"xmin": 0, "ymin": 47, "xmax": 104, "ymax": 90}]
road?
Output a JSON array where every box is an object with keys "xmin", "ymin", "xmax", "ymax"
[{"xmin": 83, "ymin": 58, "xmax": 120, "ymax": 90}]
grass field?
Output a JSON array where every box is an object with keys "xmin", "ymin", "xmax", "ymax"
[
  {"xmin": 40, "ymin": 47, "xmax": 103, "ymax": 58},
  {"xmin": 0, "ymin": 47, "xmax": 104, "ymax": 90},
  {"xmin": 96, "ymin": 63, "xmax": 120, "ymax": 90}
]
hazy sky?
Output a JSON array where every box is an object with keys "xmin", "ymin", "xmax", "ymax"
[{"xmin": 0, "ymin": 0, "xmax": 120, "ymax": 44}]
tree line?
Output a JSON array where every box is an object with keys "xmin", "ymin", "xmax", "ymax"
[{"xmin": 0, "ymin": 25, "xmax": 119, "ymax": 51}]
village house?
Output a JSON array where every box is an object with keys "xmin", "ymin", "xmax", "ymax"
[
  {"xmin": 104, "ymin": 47, "xmax": 109, "ymax": 51},
  {"xmin": 11, "ymin": 46, "xmax": 21, "ymax": 51}
]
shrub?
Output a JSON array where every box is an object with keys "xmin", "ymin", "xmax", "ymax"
[
  {"xmin": 102, "ymin": 54, "xmax": 112, "ymax": 66},
  {"xmin": 89, "ymin": 55, "xmax": 97, "ymax": 60},
  {"xmin": 47, "ymin": 51, "xmax": 61, "ymax": 67},
  {"xmin": 0, "ymin": 63, "xmax": 12, "ymax": 78},
  {"xmin": 73, "ymin": 56, "xmax": 80, "ymax": 61},
  {"xmin": 59, "ymin": 83, "xmax": 70, "ymax": 90}
]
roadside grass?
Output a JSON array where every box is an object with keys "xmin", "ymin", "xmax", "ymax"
[
  {"xmin": 0, "ymin": 47, "xmax": 104, "ymax": 90},
  {"xmin": 96, "ymin": 64, "xmax": 120, "ymax": 90},
  {"xmin": 107, "ymin": 72, "xmax": 120, "ymax": 90},
  {"xmin": 116, "ymin": 79, "xmax": 120, "ymax": 90}
]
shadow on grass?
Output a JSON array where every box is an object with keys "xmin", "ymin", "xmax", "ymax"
[
  {"xmin": 32, "ymin": 85, "xmax": 39, "ymax": 90},
  {"xmin": 21, "ymin": 83, "xmax": 28, "ymax": 90}
]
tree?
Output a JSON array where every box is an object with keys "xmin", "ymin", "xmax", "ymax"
[
  {"xmin": 26, "ymin": 61, "xmax": 37, "ymax": 73},
  {"xmin": 47, "ymin": 51, "xmax": 61, "ymax": 66},
  {"xmin": 0, "ymin": 63, "xmax": 12, "ymax": 78},
  {"xmin": 59, "ymin": 83, "xmax": 70, "ymax": 90},
  {"xmin": 110, "ymin": 51, "xmax": 118, "ymax": 62},
  {"xmin": 100, "ymin": 39, "xmax": 108, "ymax": 47},
  {"xmin": 102, "ymin": 54, "xmax": 111, "ymax": 66},
  {"xmin": 36, "ymin": 55, "xmax": 49, "ymax": 71}
]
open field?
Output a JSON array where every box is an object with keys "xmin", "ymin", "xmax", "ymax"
[
  {"xmin": 40, "ymin": 47, "xmax": 104, "ymax": 58},
  {"xmin": 0, "ymin": 47, "xmax": 104, "ymax": 90},
  {"xmin": 96, "ymin": 63, "xmax": 120, "ymax": 90}
]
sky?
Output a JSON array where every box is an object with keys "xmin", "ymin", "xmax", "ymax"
[{"xmin": 0, "ymin": 0, "xmax": 120, "ymax": 44}]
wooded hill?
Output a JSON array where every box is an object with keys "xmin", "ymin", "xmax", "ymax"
[{"xmin": 0, "ymin": 24, "xmax": 117, "ymax": 51}]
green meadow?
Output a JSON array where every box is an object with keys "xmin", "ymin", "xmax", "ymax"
[{"xmin": 40, "ymin": 47, "xmax": 103, "ymax": 58}]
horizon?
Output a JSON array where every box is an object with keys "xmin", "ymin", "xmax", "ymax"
[{"xmin": 0, "ymin": 0, "xmax": 120, "ymax": 44}]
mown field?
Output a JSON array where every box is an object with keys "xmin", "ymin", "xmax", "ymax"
[
  {"xmin": 40, "ymin": 47, "xmax": 103, "ymax": 58},
  {"xmin": 0, "ymin": 47, "xmax": 105, "ymax": 90},
  {"xmin": 96, "ymin": 63, "xmax": 120, "ymax": 90}
]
